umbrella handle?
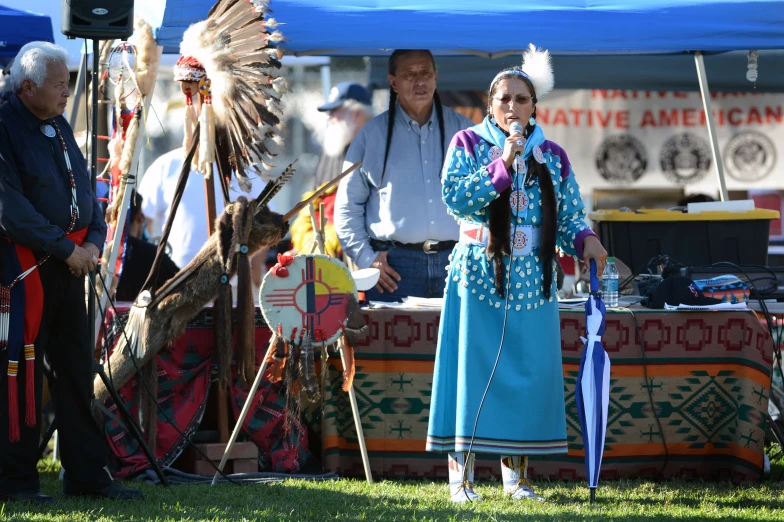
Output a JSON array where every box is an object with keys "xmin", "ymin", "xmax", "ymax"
[{"xmin": 589, "ymin": 259, "xmax": 599, "ymax": 293}]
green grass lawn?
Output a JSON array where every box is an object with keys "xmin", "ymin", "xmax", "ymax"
[{"xmin": 1, "ymin": 457, "xmax": 783, "ymax": 521}]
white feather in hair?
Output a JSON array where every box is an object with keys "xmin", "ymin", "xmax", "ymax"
[
  {"xmin": 521, "ymin": 43, "xmax": 555, "ymax": 99},
  {"xmin": 178, "ymin": 0, "xmax": 287, "ymax": 192}
]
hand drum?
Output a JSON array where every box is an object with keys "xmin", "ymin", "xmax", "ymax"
[{"xmin": 259, "ymin": 254, "xmax": 357, "ymax": 346}]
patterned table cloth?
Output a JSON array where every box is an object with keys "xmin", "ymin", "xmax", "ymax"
[
  {"xmin": 101, "ymin": 306, "xmax": 773, "ymax": 482},
  {"xmin": 320, "ymin": 308, "xmax": 773, "ymax": 483}
]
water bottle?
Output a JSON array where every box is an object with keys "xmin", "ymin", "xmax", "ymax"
[{"xmin": 601, "ymin": 257, "xmax": 619, "ymax": 308}]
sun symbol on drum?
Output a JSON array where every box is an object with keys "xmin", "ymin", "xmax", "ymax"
[
  {"xmin": 265, "ymin": 257, "xmax": 348, "ymax": 340},
  {"xmin": 489, "ymin": 146, "xmax": 502, "ymax": 161},
  {"xmin": 513, "ymin": 230, "xmax": 528, "ymax": 250},
  {"xmin": 509, "ymin": 190, "xmax": 529, "ymax": 212}
]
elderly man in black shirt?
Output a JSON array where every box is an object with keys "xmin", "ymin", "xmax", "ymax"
[{"xmin": 0, "ymin": 42, "xmax": 141, "ymax": 503}]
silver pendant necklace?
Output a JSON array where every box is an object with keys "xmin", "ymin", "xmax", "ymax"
[{"xmin": 39, "ymin": 123, "xmax": 56, "ymax": 138}]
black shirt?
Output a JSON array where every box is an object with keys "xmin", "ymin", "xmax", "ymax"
[
  {"xmin": 0, "ymin": 94, "xmax": 106, "ymax": 259},
  {"xmin": 115, "ymin": 236, "xmax": 180, "ymax": 302}
]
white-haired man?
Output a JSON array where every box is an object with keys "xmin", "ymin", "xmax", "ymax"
[
  {"xmin": 0, "ymin": 42, "xmax": 141, "ymax": 503},
  {"xmin": 289, "ymin": 83, "xmax": 373, "ymax": 257},
  {"xmin": 310, "ymin": 82, "xmax": 373, "ymax": 190}
]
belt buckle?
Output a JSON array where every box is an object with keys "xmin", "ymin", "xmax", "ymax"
[
  {"xmin": 512, "ymin": 227, "xmax": 533, "ymax": 256},
  {"xmin": 423, "ymin": 240, "xmax": 437, "ymax": 254}
]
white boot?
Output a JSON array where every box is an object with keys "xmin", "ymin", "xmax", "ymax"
[
  {"xmin": 501, "ymin": 456, "xmax": 544, "ymax": 501},
  {"xmin": 448, "ymin": 452, "xmax": 481, "ymax": 503}
]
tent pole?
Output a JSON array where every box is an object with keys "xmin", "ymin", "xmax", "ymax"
[
  {"xmin": 694, "ymin": 52, "xmax": 728, "ymax": 202},
  {"xmin": 68, "ymin": 52, "xmax": 88, "ymax": 126},
  {"xmin": 320, "ymin": 64, "xmax": 331, "ymax": 102}
]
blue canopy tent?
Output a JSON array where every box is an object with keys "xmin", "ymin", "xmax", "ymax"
[
  {"xmin": 151, "ymin": 1, "xmax": 784, "ymax": 91},
  {"xmin": 0, "ymin": 5, "xmax": 54, "ymax": 67},
  {"xmin": 154, "ymin": 0, "xmax": 784, "ymax": 56},
  {"xmin": 151, "ymin": 0, "xmax": 784, "ymax": 200},
  {"xmin": 368, "ymin": 51, "xmax": 784, "ymax": 92}
]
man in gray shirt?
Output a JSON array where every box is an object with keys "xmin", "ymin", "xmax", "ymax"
[{"xmin": 335, "ymin": 50, "xmax": 473, "ymax": 302}]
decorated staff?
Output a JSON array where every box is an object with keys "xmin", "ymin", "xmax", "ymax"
[
  {"xmin": 99, "ymin": 18, "xmax": 160, "ymax": 302},
  {"xmin": 95, "ymin": 0, "xmax": 289, "ymax": 406}
]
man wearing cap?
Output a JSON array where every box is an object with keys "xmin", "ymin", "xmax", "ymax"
[
  {"xmin": 289, "ymin": 82, "xmax": 373, "ymax": 258},
  {"xmin": 334, "ymin": 50, "xmax": 473, "ymax": 301},
  {"xmin": 310, "ymin": 82, "xmax": 373, "ymax": 191},
  {"xmin": 0, "ymin": 42, "xmax": 141, "ymax": 503}
]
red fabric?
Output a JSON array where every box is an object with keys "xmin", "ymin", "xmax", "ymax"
[
  {"xmin": 5, "ymin": 227, "xmax": 88, "ymax": 441},
  {"xmin": 320, "ymin": 192, "xmax": 337, "ymax": 225},
  {"xmin": 559, "ymin": 252, "xmax": 577, "ymax": 276},
  {"xmin": 15, "ymin": 246, "xmax": 42, "ymax": 347},
  {"xmin": 101, "ymin": 307, "xmax": 310, "ymax": 477}
]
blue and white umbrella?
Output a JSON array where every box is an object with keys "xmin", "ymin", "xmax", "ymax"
[{"xmin": 574, "ymin": 260, "xmax": 610, "ymax": 503}]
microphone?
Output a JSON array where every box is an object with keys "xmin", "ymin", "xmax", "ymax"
[{"xmin": 510, "ymin": 122, "xmax": 524, "ymax": 149}]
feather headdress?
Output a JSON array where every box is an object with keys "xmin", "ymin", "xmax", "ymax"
[
  {"xmin": 177, "ymin": 0, "xmax": 288, "ymax": 191},
  {"xmin": 490, "ymin": 43, "xmax": 554, "ymax": 100}
]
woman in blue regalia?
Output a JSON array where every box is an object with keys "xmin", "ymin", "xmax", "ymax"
[{"xmin": 426, "ymin": 44, "xmax": 608, "ymax": 503}]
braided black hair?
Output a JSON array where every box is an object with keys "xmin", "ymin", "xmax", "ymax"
[
  {"xmin": 380, "ymin": 50, "xmax": 445, "ymax": 188},
  {"xmin": 485, "ymin": 71, "xmax": 557, "ymax": 299}
]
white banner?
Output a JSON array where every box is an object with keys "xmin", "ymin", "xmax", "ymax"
[{"xmin": 536, "ymin": 90, "xmax": 784, "ymax": 195}]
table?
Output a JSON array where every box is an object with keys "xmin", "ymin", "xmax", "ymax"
[
  {"xmin": 319, "ymin": 308, "xmax": 774, "ymax": 483},
  {"xmin": 102, "ymin": 307, "xmax": 773, "ymax": 482}
]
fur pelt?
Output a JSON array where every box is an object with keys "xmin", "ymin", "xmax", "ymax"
[{"xmin": 94, "ymin": 201, "xmax": 288, "ymax": 405}]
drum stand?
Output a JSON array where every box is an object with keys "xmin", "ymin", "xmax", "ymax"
[{"xmin": 211, "ymin": 201, "xmax": 373, "ymax": 485}]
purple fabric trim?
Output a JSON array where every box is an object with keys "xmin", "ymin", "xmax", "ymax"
[
  {"xmin": 574, "ymin": 228, "xmax": 598, "ymax": 260},
  {"xmin": 542, "ymin": 140, "xmax": 572, "ymax": 181},
  {"xmin": 449, "ymin": 129, "xmax": 485, "ymax": 160},
  {"xmin": 486, "ymin": 158, "xmax": 513, "ymax": 193}
]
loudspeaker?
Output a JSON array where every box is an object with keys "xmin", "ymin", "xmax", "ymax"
[{"xmin": 62, "ymin": 0, "xmax": 134, "ymax": 40}]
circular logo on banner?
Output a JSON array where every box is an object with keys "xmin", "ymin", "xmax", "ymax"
[
  {"xmin": 513, "ymin": 229, "xmax": 528, "ymax": 250},
  {"xmin": 509, "ymin": 190, "xmax": 529, "ymax": 212},
  {"xmin": 595, "ymin": 134, "xmax": 648, "ymax": 184},
  {"xmin": 489, "ymin": 146, "xmax": 502, "ymax": 161},
  {"xmin": 659, "ymin": 133, "xmax": 712, "ymax": 184},
  {"xmin": 724, "ymin": 131, "xmax": 776, "ymax": 182}
]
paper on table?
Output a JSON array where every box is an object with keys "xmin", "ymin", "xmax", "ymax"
[
  {"xmin": 558, "ymin": 298, "xmax": 588, "ymax": 308},
  {"xmin": 664, "ymin": 302, "xmax": 748, "ymax": 311},
  {"xmin": 366, "ymin": 297, "xmax": 444, "ymax": 310}
]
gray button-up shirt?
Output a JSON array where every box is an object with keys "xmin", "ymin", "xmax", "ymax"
[{"xmin": 335, "ymin": 102, "xmax": 473, "ymax": 268}]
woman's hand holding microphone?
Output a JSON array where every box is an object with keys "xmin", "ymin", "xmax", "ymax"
[{"xmin": 502, "ymin": 121, "xmax": 526, "ymax": 169}]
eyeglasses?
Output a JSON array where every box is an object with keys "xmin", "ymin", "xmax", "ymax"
[{"xmin": 493, "ymin": 95, "xmax": 533, "ymax": 106}]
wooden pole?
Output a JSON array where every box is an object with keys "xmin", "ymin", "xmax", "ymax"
[
  {"xmin": 338, "ymin": 337, "xmax": 373, "ymax": 484},
  {"xmin": 307, "ymin": 200, "xmax": 373, "ymax": 483},
  {"xmin": 205, "ymin": 165, "xmax": 229, "ymax": 443},
  {"xmin": 211, "ymin": 343, "xmax": 274, "ymax": 485}
]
